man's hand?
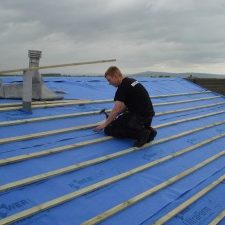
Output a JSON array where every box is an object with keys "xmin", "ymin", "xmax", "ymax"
[{"xmin": 94, "ymin": 122, "xmax": 107, "ymax": 132}]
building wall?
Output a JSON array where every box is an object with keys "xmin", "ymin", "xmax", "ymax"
[{"xmin": 187, "ymin": 78, "xmax": 225, "ymax": 95}]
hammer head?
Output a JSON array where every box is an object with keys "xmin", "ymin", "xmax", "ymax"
[{"xmin": 100, "ymin": 108, "xmax": 109, "ymax": 118}]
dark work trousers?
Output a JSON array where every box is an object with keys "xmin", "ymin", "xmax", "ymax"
[{"xmin": 104, "ymin": 112, "xmax": 154, "ymax": 140}]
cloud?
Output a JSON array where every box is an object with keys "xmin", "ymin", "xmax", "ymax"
[{"xmin": 0, "ymin": 0, "xmax": 225, "ymax": 75}]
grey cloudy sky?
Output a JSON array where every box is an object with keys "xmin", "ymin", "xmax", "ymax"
[{"xmin": 1, "ymin": 0, "xmax": 225, "ymax": 75}]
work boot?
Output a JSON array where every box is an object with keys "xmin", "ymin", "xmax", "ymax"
[
  {"xmin": 133, "ymin": 129, "xmax": 151, "ymax": 147},
  {"xmin": 148, "ymin": 128, "xmax": 157, "ymax": 142}
]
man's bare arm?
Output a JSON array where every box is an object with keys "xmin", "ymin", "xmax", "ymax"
[{"xmin": 94, "ymin": 101, "xmax": 126, "ymax": 131}]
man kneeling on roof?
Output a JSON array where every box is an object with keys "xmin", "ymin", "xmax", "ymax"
[{"xmin": 94, "ymin": 66, "xmax": 157, "ymax": 147}]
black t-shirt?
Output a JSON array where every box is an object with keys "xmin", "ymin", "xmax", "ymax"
[{"xmin": 114, "ymin": 77, "xmax": 154, "ymax": 117}]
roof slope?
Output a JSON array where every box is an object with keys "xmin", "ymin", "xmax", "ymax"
[{"xmin": 0, "ymin": 77, "xmax": 225, "ymax": 225}]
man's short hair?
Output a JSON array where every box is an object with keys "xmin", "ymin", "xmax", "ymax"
[{"xmin": 105, "ymin": 66, "xmax": 122, "ymax": 78}]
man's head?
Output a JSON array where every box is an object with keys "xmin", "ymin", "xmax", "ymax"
[{"xmin": 105, "ymin": 66, "xmax": 123, "ymax": 87}]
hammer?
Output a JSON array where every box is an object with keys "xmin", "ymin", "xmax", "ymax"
[{"xmin": 100, "ymin": 108, "xmax": 109, "ymax": 118}]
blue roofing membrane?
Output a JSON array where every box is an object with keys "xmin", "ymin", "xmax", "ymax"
[{"xmin": 0, "ymin": 76, "xmax": 225, "ymax": 225}]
